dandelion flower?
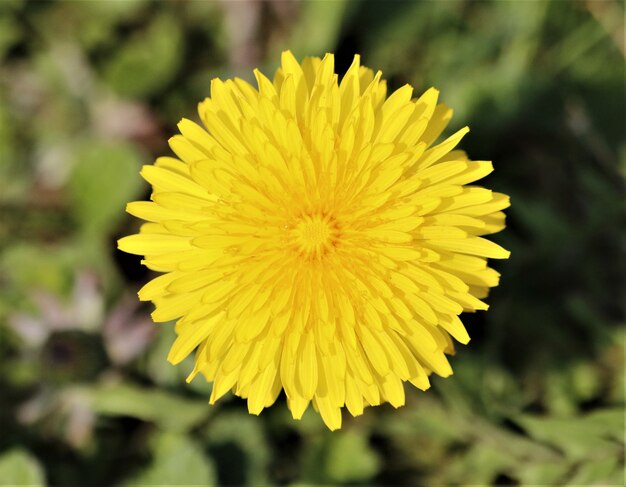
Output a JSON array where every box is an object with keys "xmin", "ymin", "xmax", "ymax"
[{"xmin": 118, "ymin": 51, "xmax": 510, "ymax": 430}]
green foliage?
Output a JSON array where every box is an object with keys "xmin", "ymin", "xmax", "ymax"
[
  {"xmin": 321, "ymin": 431, "xmax": 381, "ymax": 483},
  {"xmin": 204, "ymin": 412, "xmax": 270, "ymax": 486},
  {"xmin": 516, "ymin": 409, "xmax": 623, "ymax": 460},
  {"xmin": 103, "ymin": 14, "xmax": 184, "ymax": 98},
  {"xmin": 0, "ymin": 0, "xmax": 623, "ymax": 486},
  {"xmin": 126, "ymin": 432, "xmax": 215, "ymax": 486},
  {"xmin": 287, "ymin": 0, "xmax": 351, "ymax": 58},
  {"xmin": 0, "ymin": 93, "xmax": 21, "ymax": 203},
  {"xmin": 68, "ymin": 140, "xmax": 145, "ymax": 239},
  {"xmin": 513, "ymin": 409, "xmax": 625, "ymax": 485},
  {"xmin": 0, "ymin": 449, "xmax": 45, "ymax": 486},
  {"xmin": 0, "ymin": 14, "xmax": 20, "ymax": 61},
  {"xmin": 1, "ymin": 243, "xmax": 74, "ymax": 298},
  {"xmin": 88, "ymin": 383, "xmax": 209, "ymax": 433}
]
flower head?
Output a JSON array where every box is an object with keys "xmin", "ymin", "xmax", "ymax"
[{"xmin": 118, "ymin": 51, "xmax": 510, "ymax": 430}]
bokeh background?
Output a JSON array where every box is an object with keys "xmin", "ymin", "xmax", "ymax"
[{"xmin": 0, "ymin": 0, "xmax": 624, "ymax": 485}]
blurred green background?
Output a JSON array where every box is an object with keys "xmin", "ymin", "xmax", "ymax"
[{"xmin": 0, "ymin": 0, "xmax": 624, "ymax": 485}]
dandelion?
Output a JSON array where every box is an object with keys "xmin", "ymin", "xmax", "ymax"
[{"xmin": 118, "ymin": 51, "xmax": 510, "ymax": 430}]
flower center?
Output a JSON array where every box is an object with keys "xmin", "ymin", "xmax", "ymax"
[{"xmin": 293, "ymin": 214, "xmax": 339, "ymax": 258}]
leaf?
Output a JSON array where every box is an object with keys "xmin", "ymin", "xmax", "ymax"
[
  {"xmin": 516, "ymin": 413, "xmax": 619, "ymax": 460},
  {"xmin": 75, "ymin": 0, "xmax": 149, "ymax": 50},
  {"xmin": 570, "ymin": 362, "xmax": 601, "ymax": 402},
  {"xmin": 204, "ymin": 412, "xmax": 269, "ymax": 486},
  {"xmin": 126, "ymin": 432, "xmax": 215, "ymax": 486},
  {"xmin": 143, "ymin": 325, "xmax": 181, "ymax": 387},
  {"xmin": 0, "ymin": 14, "xmax": 21, "ymax": 61},
  {"xmin": 443, "ymin": 443, "xmax": 515, "ymax": 485},
  {"xmin": 583, "ymin": 408, "xmax": 626, "ymax": 442},
  {"xmin": 568, "ymin": 456, "xmax": 623, "ymax": 486},
  {"xmin": 0, "ymin": 244, "xmax": 73, "ymax": 298},
  {"xmin": 103, "ymin": 15, "xmax": 183, "ymax": 98},
  {"xmin": 68, "ymin": 140, "xmax": 144, "ymax": 238},
  {"xmin": 324, "ymin": 431, "xmax": 381, "ymax": 483},
  {"xmin": 377, "ymin": 396, "xmax": 466, "ymax": 443},
  {"xmin": 0, "ymin": 449, "xmax": 46, "ymax": 486},
  {"xmin": 143, "ymin": 325, "xmax": 211, "ymax": 395},
  {"xmin": 288, "ymin": 0, "xmax": 352, "ymax": 56},
  {"xmin": 88, "ymin": 382, "xmax": 209, "ymax": 432},
  {"xmin": 0, "ymin": 92, "xmax": 26, "ymax": 204},
  {"xmin": 516, "ymin": 461, "xmax": 570, "ymax": 486}
]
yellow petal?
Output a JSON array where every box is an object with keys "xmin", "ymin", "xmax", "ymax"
[{"xmin": 118, "ymin": 234, "xmax": 192, "ymax": 255}]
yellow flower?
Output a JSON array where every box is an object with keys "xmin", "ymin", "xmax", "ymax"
[{"xmin": 118, "ymin": 51, "xmax": 510, "ymax": 430}]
